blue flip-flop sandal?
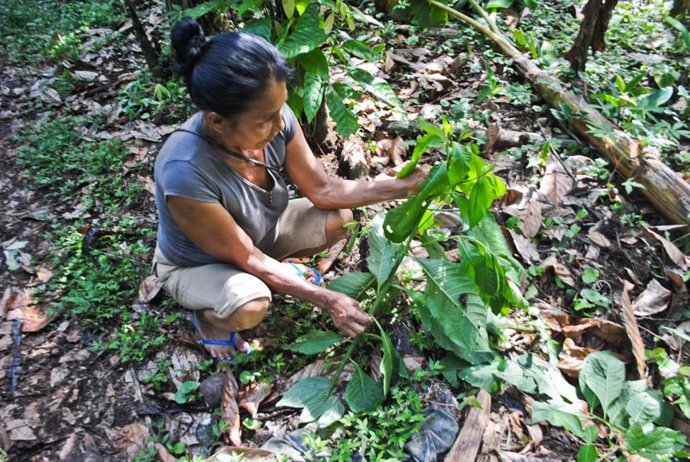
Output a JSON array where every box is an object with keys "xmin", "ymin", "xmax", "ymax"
[
  {"xmin": 191, "ymin": 316, "xmax": 252, "ymax": 363},
  {"xmin": 285, "ymin": 262, "xmax": 323, "ymax": 285}
]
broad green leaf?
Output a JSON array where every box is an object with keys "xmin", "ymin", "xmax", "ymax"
[
  {"xmin": 382, "ymin": 195, "xmax": 426, "ymax": 244},
  {"xmin": 467, "ymin": 176, "xmax": 494, "ymax": 228},
  {"xmin": 331, "ymin": 83, "xmax": 360, "ymax": 100},
  {"xmin": 282, "ymin": 0, "xmax": 295, "ymax": 18},
  {"xmin": 532, "ymin": 401, "xmax": 593, "ymax": 441},
  {"xmin": 666, "ymin": 16, "xmax": 690, "ymax": 51},
  {"xmin": 316, "ymin": 396, "xmax": 345, "ymax": 427},
  {"xmin": 396, "ymin": 133, "xmax": 444, "ymax": 179},
  {"xmin": 328, "ymin": 271, "xmax": 376, "ymax": 300},
  {"xmin": 415, "ymin": 258, "xmax": 491, "ymax": 362},
  {"xmin": 486, "ymin": 0, "xmax": 513, "ymax": 9},
  {"xmin": 276, "ymin": 377, "xmax": 329, "ymax": 408},
  {"xmin": 417, "ymin": 119, "xmax": 447, "ymax": 140},
  {"xmin": 367, "ymin": 213, "xmax": 405, "ymax": 288},
  {"xmin": 345, "ymin": 363, "xmax": 384, "ymax": 412},
  {"xmin": 376, "ymin": 320, "xmax": 397, "ymax": 397},
  {"xmin": 323, "ymin": 13, "xmax": 335, "ymax": 34},
  {"xmin": 295, "ymin": 0, "xmax": 310, "ymax": 15},
  {"xmin": 299, "ymin": 49, "xmax": 329, "ymax": 122},
  {"xmin": 234, "ymin": 0, "xmax": 262, "ymax": 16},
  {"xmin": 343, "ymin": 39, "xmax": 382, "ymax": 62},
  {"xmin": 325, "ymin": 86, "xmax": 358, "ymax": 136},
  {"xmin": 579, "ymin": 352, "xmax": 625, "ymax": 417},
  {"xmin": 408, "ymin": 289, "xmax": 463, "ymax": 360},
  {"xmin": 181, "ymin": 0, "xmax": 225, "ymax": 19},
  {"xmin": 624, "ymin": 424, "xmax": 687, "ymax": 460},
  {"xmin": 576, "ymin": 444, "xmax": 598, "ymax": 462},
  {"xmin": 638, "ymin": 87, "xmax": 673, "ymax": 110},
  {"xmin": 347, "ymin": 67, "xmax": 402, "ymax": 110},
  {"xmin": 299, "ymin": 394, "xmax": 343, "ymax": 426},
  {"xmin": 242, "ymin": 18, "xmax": 273, "ymax": 42},
  {"xmin": 447, "ymin": 142, "xmax": 472, "ymax": 186},
  {"xmin": 277, "ymin": 6, "xmax": 327, "ymax": 59},
  {"xmin": 285, "ymin": 330, "xmax": 343, "ymax": 355},
  {"xmin": 387, "ymin": 0, "xmax": 448, "ymax": 27},
  {"xmin": 626, "ymin": 389, "xmax": 665, "ymax": 426}
]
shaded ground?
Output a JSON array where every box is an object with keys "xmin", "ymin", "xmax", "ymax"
[{"xmin": 1, "ymin": 1, "xmax": 690, "ymax": 461}]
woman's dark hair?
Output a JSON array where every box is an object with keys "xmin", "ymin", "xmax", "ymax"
[{"xmin": 171, "ymin": 18, "xmax": 291, "ymax": 122}]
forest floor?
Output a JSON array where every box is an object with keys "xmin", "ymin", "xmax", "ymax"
[{"xmin": 1, "ymin": 1, "xmax": 689, "ymax": 461}]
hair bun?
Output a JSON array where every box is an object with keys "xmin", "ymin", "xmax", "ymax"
[{"xmin": 171, "ymin": 17, "xmax": 208, "ymax": 79}]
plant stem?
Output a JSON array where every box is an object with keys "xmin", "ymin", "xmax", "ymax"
[{"xmin": 327, "ymin": 222, "xmax": 420, "ymax": 394}]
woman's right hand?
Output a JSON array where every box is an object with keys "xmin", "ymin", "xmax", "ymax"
[{"xmin": 324, "ymin": 292, "xmax": 373, "ymax": 337}]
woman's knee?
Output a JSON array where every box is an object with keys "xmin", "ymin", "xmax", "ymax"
[
  {"xmin": 326, "ymin": 208, "xmax": 353, "ymax": 242},
  {"xmin": 215, "ymin": 297, "xmax": 269, "ymax": 331}
]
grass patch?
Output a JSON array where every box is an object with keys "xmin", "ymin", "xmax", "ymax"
[{"xmin": 0, "ymin": 0, "xmax": 127, "ymax": 65}]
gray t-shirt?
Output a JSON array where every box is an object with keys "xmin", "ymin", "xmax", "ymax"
[{"xmin": 155, "ymin": 105, "xmax": 298, "ymax": 266}]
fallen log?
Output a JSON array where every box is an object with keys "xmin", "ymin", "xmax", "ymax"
[
  {"xmin": 426, "ymin": 0, "xmax": 690, "ymax": 226},
  {"xmin": 444, "ymin": 389, "xmax": 491, "ymax": 462}
]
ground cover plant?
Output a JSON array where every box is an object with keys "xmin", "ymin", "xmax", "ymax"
[{"xmin": 1, "ymin": 0, "xmax": 690, "ymax": 461}]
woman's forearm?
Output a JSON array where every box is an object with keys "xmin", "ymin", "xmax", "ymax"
[{"xmin": 309, "ymin": 177, "xmax": 410, "ymax": 210}]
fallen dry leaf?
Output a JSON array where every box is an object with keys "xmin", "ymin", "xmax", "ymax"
[
  {"xmin": 6, "ymin": 419, "xmax": 36, "ymax": 441},
  {"xmin": 154, "ymin": 443, "xmax": 176, "ymax": 462},
  {"xmin": 558, "ymin": 337, "xmax": 597, "ymax": 378},
  {"xmin": 562, "ymin": 317, "xmax": 628, "ymax": 347},
  {"xmin": 645, "ymin": 228, "xmax": 689, "ymax": 270},
  {"xmin": 542, "ymin": 255, "xmax": 576, "ymax": 287},
  {"xmin": 1, "ymin": 287, "xmax": 50, "ymax": 332},
  {"xmin": 208, "ymin": 446, "xmax": 279, "ymax": 461},
  {"xmin": 539, "ymin": 155, "xmax": 574, "ymax": 206},
  {"xmin": 587, "ymin": 231, "xmax": 612, "ymax": 248},
  {"xmin": 508, "ymin": 229, "xmax": 540, "ymax": 263},
  {"xmin": 238, "ymin": 382, "xmax": 273, "ymax": 418},
  {"xmin": 632, "ymin": 279, "xmax": 671, "ymax": 317},
  {"xmin": 113, "ymin": 424, "xmax": 150, "ymax": 461},
  {"xmin": 518, "ymin": 198, "xmax": 543, "ymax": 238},
  {"xmin": 138, "ymin": 274, "xmax": 163, "ymax": 303},
  {"xmin": 620, "ymin": 280, "xmax": 648, "ymax": 380},
  {"xmin": 222, "ymin": 369, "xmax": 242, "ymax": 447}
]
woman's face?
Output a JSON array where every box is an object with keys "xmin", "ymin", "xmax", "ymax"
[{"xmin": 222, "ymin": 79, "xmax": 288, "ymax": 151}]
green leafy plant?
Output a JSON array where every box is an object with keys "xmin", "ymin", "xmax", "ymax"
[{"xmin": 277, "ymin": 120, "xmax": 524, "ymax": 428}]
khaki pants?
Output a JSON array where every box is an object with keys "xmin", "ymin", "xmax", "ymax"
[{"xmin": 153, "ymin": 198, "xmax": 329, "ymax": 318}]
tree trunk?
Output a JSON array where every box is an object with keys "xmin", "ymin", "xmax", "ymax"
[
  {"xmin": 672, "ymin": 0, "xmax": 690, "ymax": 16},
  {"xmin": 429, "ymin": 0, "xmax": 690, "ymax": 226},
  {"xmin": 123, "ymin": 0, "xmax": 167, "ymax": 80},
  {"xmin": 564, "ymin": 0, "xmax": 619, "ymax": 72}
]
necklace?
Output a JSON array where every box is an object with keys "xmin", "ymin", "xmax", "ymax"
[{"xmin": 173, "ymin": 128, "xmax": 282, "ymax": 174}]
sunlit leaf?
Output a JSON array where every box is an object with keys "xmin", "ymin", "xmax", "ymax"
[
  {"xmin": 277, "ymin": 6, "xmax": 327, "ymax": 58},
  {"xmin": 347, "ymin": 67, "xmax": 402, "ymax": 109},
  {"xmin": 579, "ymin": 352, "xmax": 625, "ymax": 416},
  {"xmin": 367, "ymin": 213, "xmax": 405, "ymax": 287},
  {"xmin": 325, "ymin": 86, "xmax": 358, "ymax": 136},
  {"xmin": 285, "ymin": 330, "xmax": 343, "ymax": 355}
]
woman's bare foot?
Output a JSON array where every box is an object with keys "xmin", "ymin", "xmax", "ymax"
[{"xmin": 192, "ymin": 310, "xmax": 250, "ymax": 360}]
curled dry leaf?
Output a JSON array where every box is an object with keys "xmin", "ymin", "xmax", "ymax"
[
  {"xmin": 222, "ymin": 369, "xmax": 242, "ymax": 447},
  {"xmin": 507, "ymin": 229, "xmax": 540, "ymax": 264},
  {"xmin": 541, "ymin": 255, "xmax": 576, "ymax": 287},
  {"xmin": 558, "ymin": 337, "xmax": 597, "ymax": 378},
  {"xmin": 539, "ymin": 155, "xmax": 574, "ymax": 206},
  {"xmin": 562, "ymin": 317, "xmax": 627, "ymax": 347},
  {"xmin": 587, "ymin": 231, "xmax": 612, "ymax": 248},
  {"xmin": 645, "ymin": 228, "xmax": 689, "ymax": 270},
  {"xmin": 632, "ymin": 279, "xmax": 671, "ymax": 317},
  {"xmin": 620, "ymin": 280, "xmax": 648, "ymax": 380},
  {"xmin": 1, "ymin": 288, "xmax": 49, "ymax": 332},
  {"xmin": 238, "ymin": 382, "xmax": 273, "ymax": 418},
  {"xmin": 138, "ymin": 274, "xmax": 163, "ymax": 303},
  {"xmin": 518, "ymin": 198, "xmax": 543, "ymax": 238}
]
